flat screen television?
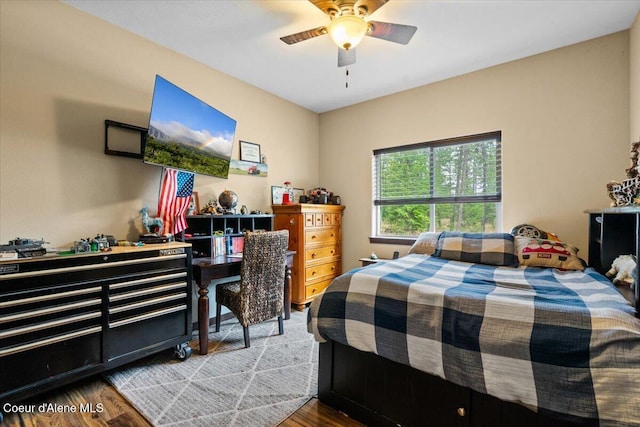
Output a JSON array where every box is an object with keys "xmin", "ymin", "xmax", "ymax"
[{"xmin": 143, "ymin": 75, "xmax": 236, "ymax": 178}]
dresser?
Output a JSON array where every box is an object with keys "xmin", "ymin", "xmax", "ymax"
[{"xmin": 273, "ymin": 204, "xmax": 345, "ymax": 310}]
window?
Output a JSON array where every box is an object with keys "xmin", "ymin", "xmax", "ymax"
[{"xmin": 372, "ymin": 131, "xmax": 501, "ymax": 241}]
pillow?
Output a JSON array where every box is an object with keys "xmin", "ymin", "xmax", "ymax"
[
  {"xmin": 514, "ymin": 236, "xmax": 584, "ymax": 271},
  {"xmin": 433, "ymin": 232, "xmax": 518, "ymax": 266},
  {"xmin": 408, "ymin": 232, "xmax": 441, "ymax": 255}
]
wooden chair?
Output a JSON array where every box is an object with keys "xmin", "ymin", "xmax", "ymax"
[{"xmin": 215, "ymin": 230, "xmax": 289, "ymax": 347}]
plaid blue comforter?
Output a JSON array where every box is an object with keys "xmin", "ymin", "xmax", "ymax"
[{"xmin": 308, "ymin": 254, "xmax": 640, "ymax": 426}]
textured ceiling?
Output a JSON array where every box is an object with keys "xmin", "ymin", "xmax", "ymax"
[{"xmin": 63, "ymin": 0, "xmax": 640, "ymax": 113}]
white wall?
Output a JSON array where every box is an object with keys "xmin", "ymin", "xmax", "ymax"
[
  {"xmin": 0, "ymin": 1, "xmax": 319, "ymax": 248},
  {"xmin": 319, "ymin": 32, "xmax": 631, "ymax": 270},
  {"xmin": 631, "ymin": 11, "xmax": 640, "ymax": 140}
]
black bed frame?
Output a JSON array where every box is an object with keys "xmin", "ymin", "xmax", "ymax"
[{"xmin": 318, "ymin": 340, "xmax": 591, "ymax": 427}]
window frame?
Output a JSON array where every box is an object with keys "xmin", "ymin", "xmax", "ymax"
[{"xmin": 370, "ymin": 131, "xmax": 502, "ymax": 244}]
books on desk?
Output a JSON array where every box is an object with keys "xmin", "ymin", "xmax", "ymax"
[
  {"xmin": 227, "ymin": 253, "xmax": 243, "ymax": 259},
  {"xmin": 213, "ymin": 235, "xmax": 244, "ymax": 256}
]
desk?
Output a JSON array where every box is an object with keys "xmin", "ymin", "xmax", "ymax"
[{"xmin": 192, "ymin": 251, "xmax": 295, "ymax": 355}]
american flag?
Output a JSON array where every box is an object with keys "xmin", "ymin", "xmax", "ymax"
[{"xmin": 157, "ymin": 168, "xmax": 194, "ymax": 235}]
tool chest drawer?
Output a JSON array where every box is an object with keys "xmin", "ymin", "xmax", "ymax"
[{"xmin": 0, "ymin": 243, "xmax": 193, "ymax": 403}]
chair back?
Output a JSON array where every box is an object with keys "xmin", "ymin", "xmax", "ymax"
[{"xmin": 239, "ymin": 230, "xmax": 289, "ymax": 316}]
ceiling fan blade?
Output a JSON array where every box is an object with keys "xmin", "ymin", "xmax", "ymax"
[
  {"xmin": 367, "ymin": 21, "xmax": 417, "ymax": 45},
  {"xmin": 280, "ymin": 26, "xmax": 327, "ymax": 45},
  {"xmin": 338, "ymin": 48, "xmax": 356, "ymax": 67}
]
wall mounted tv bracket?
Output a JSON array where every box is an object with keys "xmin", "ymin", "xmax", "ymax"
[{"xmin": 104, "ymin": 119, "xmax": 148, "ymax": 159}]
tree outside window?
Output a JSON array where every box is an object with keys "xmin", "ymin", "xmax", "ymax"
[{"xmin": 373, "ymin": 131, "xmax": 501, "ymax": 238}]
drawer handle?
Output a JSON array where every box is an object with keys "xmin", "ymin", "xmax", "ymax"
[
  {"xmin": 311, "ymin": 270, "xmax": 316, "ymax": 276},
  {"xmin": 312, "ymin": 288, "xmax": 317, "ymax": 293},
  {"xmin": 0, "ymin": 326, "xmax": 101, "ymax": 357},
  {"xmin": 110, "ymin": 282, "xmax": 186, "ymax": 302},
  {"xmin": 457, "ymin": 407, "xmax": 466, "ymax": 417},
  {"xmin": 110, "ymin": 305, "xmax": 186, "ymax": 328},
  {"xmin": 330, "ymin": 233, "xmax": 335, "ymax": 238},
  {"xmin": 0, "ymin": 299, "xmax": 101, "ymax": 324},
  {"xmin": 311, "ymin": 235, "xmax": 317, "ymax": 239},
  {"xmin": 0, "ymin": 254, "xmax": 186, "ymax": 280},
  {"xmin": 331, "ymin": 266, "xmax": 335, "ymax": 271},
  {"xmin": 109, "ymin": 272, "xmax": 187, "ymax": 290},
  {"xmin": 0, "ymin": 285, "xmax": 101, "ymax": 308},
  {"xmin": 109, "ymin": 293, "xmax": 186, "ymax": 314},
  {"xmin": 0, "ymin": 312, "xmax": 101, "ymax": 339},
  {"xmin": 311, "ymin": 253, "xmax": 316, "ymax": 258}
]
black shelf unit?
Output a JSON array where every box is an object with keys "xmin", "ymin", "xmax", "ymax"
[
  {"xmin": 586, "ymin": 207, "xmax": 640, "ymax": 315},
  {"xmin": 179, "ymin": 214, "xmax": 274, "ymax": 257}
]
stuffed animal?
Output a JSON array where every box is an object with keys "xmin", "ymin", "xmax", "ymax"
[{"xmin": 606, "ymin": 255, "xmax": 637, "ymax": 289}]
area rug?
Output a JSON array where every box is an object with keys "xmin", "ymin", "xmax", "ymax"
[{"xmin": 105, "ymin": 309, "xmax": 318, "ymax": 427}]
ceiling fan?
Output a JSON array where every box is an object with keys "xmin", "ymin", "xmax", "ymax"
[{"xmin": 280, "ymin": 0, "xmax": 417, "ymax": 67}]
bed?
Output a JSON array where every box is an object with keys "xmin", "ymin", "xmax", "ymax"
[{"xmin": 308, "ymin": 233, "xmax": 640, "ymax": 427}]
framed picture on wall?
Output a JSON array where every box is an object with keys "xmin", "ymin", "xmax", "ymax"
[
  {"xmin": 271, "ymin": 186, "xmax": 285, "ymax": 205},
  {"xmin": 271, "ymin": 186, "xmax": 304, "ymax": 204},
  {"xmin": 188, "ymin": 192, "xmax": 200, "ymax": 215},
  {"xmin": 239, "ymin": 141, "xmax": 261, "ymax": 163},
  {"xmin": 292, "ymin": 188, "xmax": 305, "ymax": 203}
]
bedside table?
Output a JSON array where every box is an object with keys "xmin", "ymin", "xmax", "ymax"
[{"xmin": 359, "ymin": 257, "xmax": 388, "ymax": 266}]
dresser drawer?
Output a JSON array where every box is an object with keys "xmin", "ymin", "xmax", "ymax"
[
  {"xmin": 305, "ymin": 278, "xmax": 334, "ymax": 299},
  {"xmin": 305, "ymin": 212, "xmax": 342, "ymax": 228},
  {"xmin": 305, "ymin": 228, "xmax": 339, "ymax": 244},
  {"xmin": 305, "ymin": 261, "xmax": 340, "ymax": 282},
  {"xmin": 323, "ymin": 212, "xmax": 342, "ymax": 226},
  {"xmin": 305, "ymin": 213, "xmax": 327, "ymax": 227},
  {"xmin": 305, "ymin": 245, "xmax": 340, "ymax": 262}
]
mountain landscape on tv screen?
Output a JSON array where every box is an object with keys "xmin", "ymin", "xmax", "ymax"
[{"xmin": 144, "ymin": 122, "xmax": 231, "ymax": 178}]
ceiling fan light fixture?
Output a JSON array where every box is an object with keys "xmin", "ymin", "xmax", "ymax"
[{"xmin": 327, "ymin": 15, "xmax": 368, "ymax": 50}]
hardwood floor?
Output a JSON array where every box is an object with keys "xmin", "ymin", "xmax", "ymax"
[
  {"xmin": 277, "ymin": 398, "xmax": 364, "ymax": 427},
  {"xmin": 1, "ymin": 377, "xmax": 152, "ymax": 427},
  {"xmin": 1, "ymin": 376, "xmax": 363, "ymax": 427}
]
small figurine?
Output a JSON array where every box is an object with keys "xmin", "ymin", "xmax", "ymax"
[
  {"xmin": 606, "ymin": 139, "xmax": 640, "ymax": 206},
  {"xmin": 140, "ymin": 206, "xmax": 164, "ymax": 235},
  {"xmin": 283, "ymin": 181, "xmax": 294, "ymax": 204},
  {"xmin": 606, "ymin": 255, "xmax": 637, "ymax": 289},
  {"xmin": 71, "ymin": 239, "xmax": 91, "ymax": 254},
  {"xmin": 200, "ymin": 200, "xmax": 218, "ymax": 214},
  {"xmin": 0, "ymin": 238, "xmax": 47, "ymax": 258}
]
